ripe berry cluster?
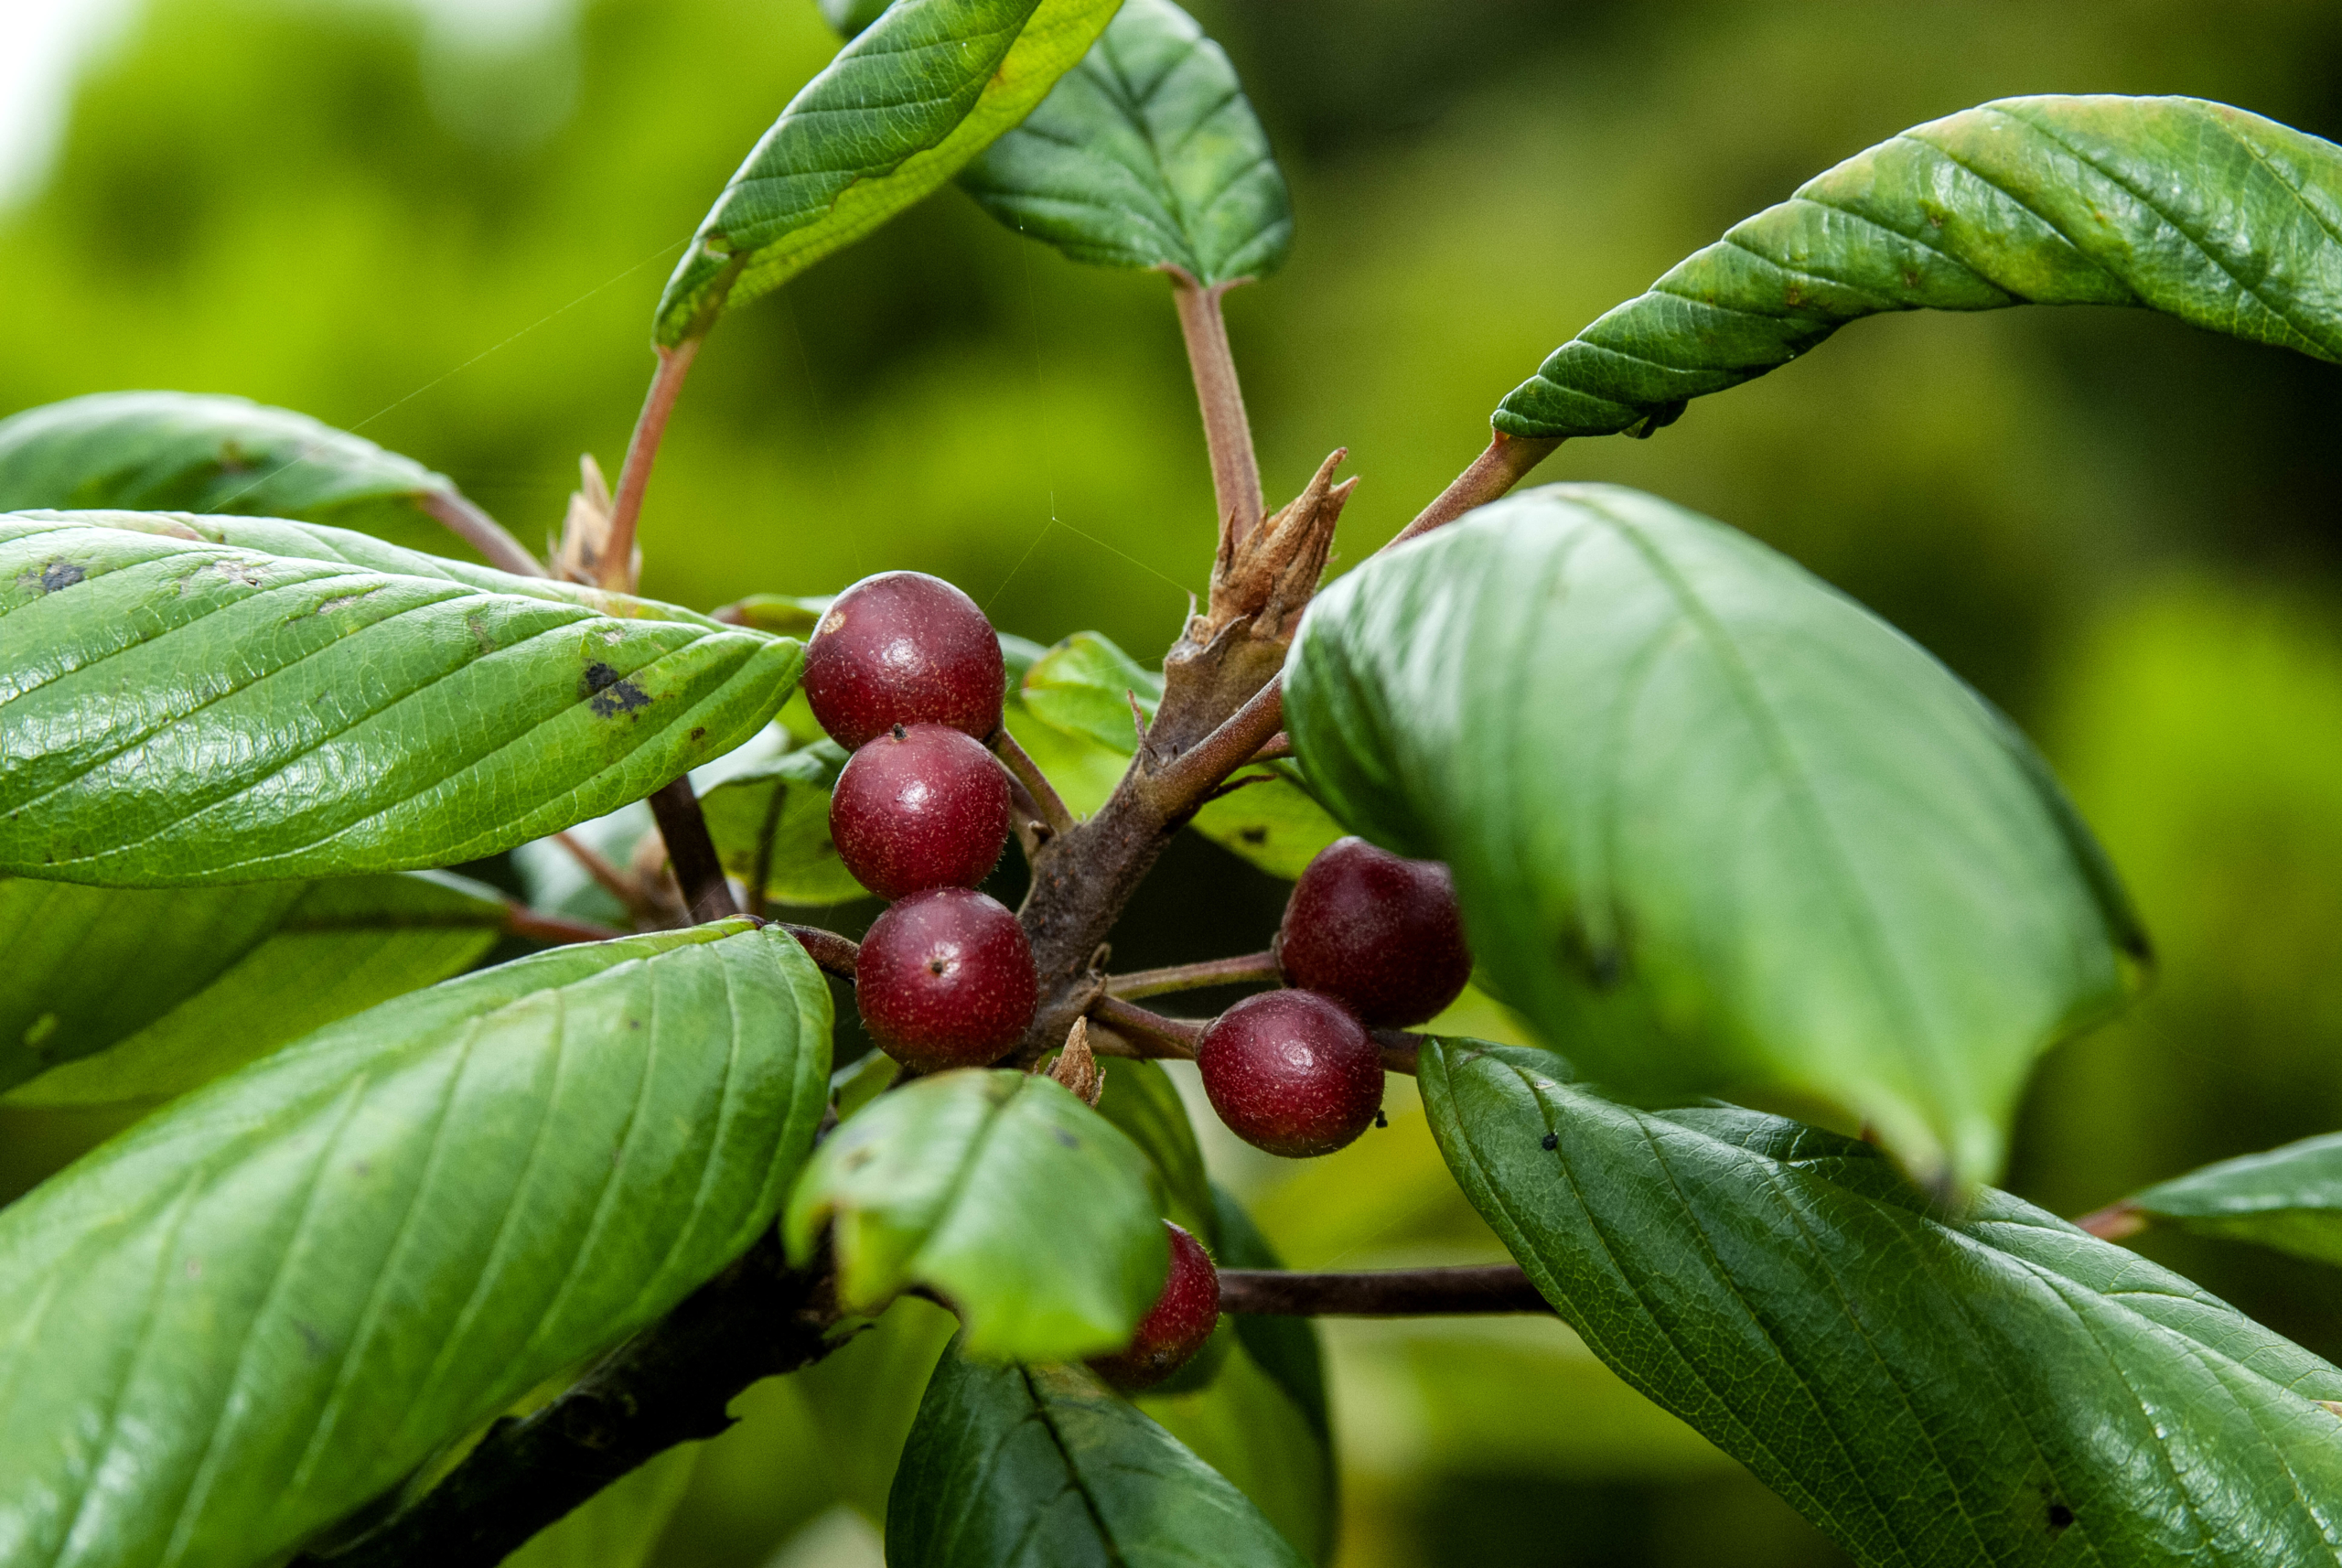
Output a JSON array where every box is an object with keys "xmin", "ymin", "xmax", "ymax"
[
  {"xmin": 807, "ymin": 573, "xmax": 1468, "ymax": 1389},
  {"xmin": 808, "ymin": 572, "xmax": 1037, "ymax": 1068},
  {"xmin": 1199, "ymin": 835, "xmax": 1471, "ymax": 1158}
]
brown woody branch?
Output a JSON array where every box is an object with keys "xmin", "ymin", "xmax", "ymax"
[
  {"xmin": 296, "ymin": 1234, "xmax": 843, "ymax": 1568},
  {"xmin": 646, "ymin": 774, "xmax": 738, "ymax": 924}
]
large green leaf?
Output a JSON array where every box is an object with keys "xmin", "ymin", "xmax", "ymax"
[
  {"xmin": 0, "ymin": 511, "xmax": 800, "ymax": 885},
  {"xmin": 1423, "ymin": 1038, "xmax": 2342, "ymax": 1567},
  {"xmin": 2, "ymin": 871, "xmax": 508, "ymax": 1108},
  {"xmin": 2123, "ymin": 1131, "xmax": 2342, "ymax": 1268},
  {"xmin": 958, "ymin": 0, "xmax": 1291, "ymax": 285},
  {"xmin": 655, "ymin": 0, "xmax": 1124, "ymax": 345},
  {"xmin": 1012, "ymin": 631, "xmax": 1342, "ymax": 878},
  {"xmin": 784, "ymin": 1068, "xmax": 1163, "ymax": 1361},
  {"xmin": 0, "ymin": 393, "xmax": 485, "ymax": 552},
  {"xmin": 886, "ymin": 1343, "xmax": 1310, "ymax": 1567},
  {"xmin": 1496, "ymin": 95, "xmax": 2342, "ymax": 440},
  {"xmin": 0, "ymin": 920, "xmax": 832, "ymax": 1568},
  {"xmin": 1286, "ymin": 484, "xmax": 2142, "ymax": 1192}
]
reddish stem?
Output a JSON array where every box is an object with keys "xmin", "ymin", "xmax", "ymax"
[
  {"xmin": 418, "ymin": 489, "xmax": 545, "ymax": 578},
  {"xmin": 1385, "ymin": 430, "xmax": 1563, "ymax": 552},
  {"xmin": 1166, "ymin": 267, "xmax": 1263, "ymax": 548},
  {"xmin": 1219, "ymin": 1264, "xmax": 1551, "ymax": 1316},
  {"xmin": 1107, "ymin": 951, "xmax": 1279, "ymax": 999},
  {"xmin": 647, "ymin": 773, "xmax": 737, "ymax": 923},
  {"xmin": 504, "ymin": 906, "xmax": 626, "ymax": 945},
  {"xmin": 602, "ymin": 338, "xmax": 704, "ymax": 592},
  {"xmin": 779, "ymin": 924, "xmax": 860, "ymax": 981}
]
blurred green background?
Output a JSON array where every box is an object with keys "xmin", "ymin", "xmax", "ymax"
[{"xmin": 6, "ymin": 0, "xmax": 2342, "ymax": 1562}]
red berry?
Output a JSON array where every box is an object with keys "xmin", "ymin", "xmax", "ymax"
[
  {"xmin": 1197, "ymin": 990, "xmax": 1382, "ymax": 1158},
  {"xmin": 1276, "ymin": 836, "xmax": 1472, "ymax": 1027},
  {"xmin": 855, "ymin": 888, "xmax": 1037, "ymax": 1069},
  {"xmin": 830, "ymin": 724, "xmax": 1011, "ymax": 899},
  {"xmin": 802, "ymin": 571, "xmax": 1005, "ymax": 750},
  {"xmin": 1090, "ymin": 1221, "xmax": 1220, "ymax": 1391}
]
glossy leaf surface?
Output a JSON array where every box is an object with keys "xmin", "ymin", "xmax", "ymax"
[
  {"xmin": 1, "ymin": 870, "xmax": 506, "ymax": 1103},
  {"xmin": 1497, "ymin": 95, "xmax": 2342, "ymax": 439},
  {"xmin": 656, "ymin": 0, "xmax": 1123, "ymax": 344},
  {"xmin": 960, "ymin": 0, "xmax": 1290, "ymax": 285},
  {"xmin": 0, "ymin": 392, "xmax": 472, "ymax": 543},
  {"xmin": 0, "ymin": 920, "xmax": 832, "ymax": 1568},
  {"xmin": 0, "ymin": 511, "xmax": 800, "ymax": 885},
  {"xmin": 2127, "ymin": 1131, "xmax": 2342, "ymax": 1267},
  {"xmin": 784, "ymin": 1068, "xmax": 1163, "ymax": 1360},
  {"xmin": 886, "ymin": 1344, "xmax": 1310, "ymax": 1567},
  {"xmin": 1011, "ymin": 630, "xmax": 1341, "ymax": 878},
  {"xmin": 1286, "ymin": 485, "xmax": 2142, "ymax": 1190},
  {"xmin": 1423, "ymin": 1038, "xmax": 2342, "ymax": 1567},
  {"xmin": 700, "ymin": 739, "xmax": 864, "ymax": 908}
]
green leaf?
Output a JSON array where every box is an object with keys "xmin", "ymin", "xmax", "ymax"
[
  {"xmin": 0, "ymin": 392, "xmax": 479, "ymax": 548},
  {"xmin": 713, "ymin": 592, "xmax": 833, "ymax": 637},
  {"xmin": 0, "ymin": 920, "xmax": 832, "ymax": 1568},
  {"xmin": 1, "ymin": 871, "xmax": 507, "ymax": 1106},
  {"xmin": 1423, "ymin": 1037, "xmax": 2342, "ymax": 1567},
  {"xmin": 886, "ymin": 1343, "xmax": 1310, "ymax": 1567},
  {"xmin": 0, "ymin": 510, "xmax": 800, "ymax": 885},
  {"xmin": 1133, "ymin": 1186, "xmax": 1336, "ymax": 1563},
  {"xmin": 1090, "ymin": 1056, "xmax": 1214, "ymax": 1241},
  {"xmin": 1012, "ymin": 631, "xmax": 1343, "ymax": 878},
  {"xmin": 701, "ymin": 739, "xmax": 865, "ymax": 908},
  {"xmin": 1286, "ymin": 484, "xmax": 2142, "ymax": 1191},
  {"xmin": 784, "ymin": 1068, "xmax": 1163, "ymax": 1361},
  {"xmin": 655, "ymin": 0, "xmax": 1124, "ymax": 346},
  {"xmin": 2125, "ymin": 1131, "xmax": 2342, "ymax": 1267},
  {"xmin": 1496, "ymin": 95, "xmax": 2342, "ymax": 440},
  {"xmin": 959, "ymin": 0, "xmax": 1291, "ymax": 285}
]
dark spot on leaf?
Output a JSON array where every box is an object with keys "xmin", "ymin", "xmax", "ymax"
[
  {"xmin": 583, "ymin": 661, "xmax": 652, "ymax": 717},
  {"xmin": 1054, "ymin": 1128, "xmax": 1080, "ymax": 1148},
  {"xmin": 628, "ymin": 1017, "xmax": 641, "ymax": 1029},
  {"xmin": 1374, "ymin": 1110, "xmax": 1389, "ymax": 1130},
  {"xmin": 691, "ymin": 726, "xmax": 707, "ymax": 742},
  {"xmin": 1239, "ymin": 826, "xmax": 1268, "ymax": 845},
  {"xmin": 2047, "ymin": 1503, "xmax": 2074, "ymax": 1533},
  {"xmin": 1541, "ymin": 1133, "xmax": 1559, "ymax": 1151},
  {"xmin": 294, "ymin": 1320, "xmax": 332, "ymax": 1360},
  {"xmin": 467, "ymin": 612, "xmax": 497, "ymax": 653},
  {"xmin": 38, "ymin": 561, "xmax": 84, "ymax": 594},
  {"xmin": 1901, "ymin": 268, "xmax": 1921, "ymax": 290}
]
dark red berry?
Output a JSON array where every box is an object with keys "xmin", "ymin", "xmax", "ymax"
[
  {"xmin": 1197, "ymin": 989, "xmax": 1382, "ymax": 1158},
  {"xmin": 802, "ymin": 571, "xmax": 1005, "ymax": 750},
  {"xmin": 830, "ymin": 724, "xmax": 1011, "ymax": 899},
  {"xmin": 855, "ymin": 887, "xmax": 1037, "ymax": 1069},
  {"xmin": 1090, "ymin": 1221, "xmax": 1220, "ymax": 1391},
  {"xmin": 1276, "ymin": 836, "xmax": 1472, "ymax": 1027}
]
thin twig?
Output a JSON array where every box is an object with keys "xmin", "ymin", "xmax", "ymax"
[
  {"xmin": 647, "ymin": 774, "xmax": 738, "ymax": 923},
  {"xmin": 992, "ymin": 726, "xmax": 1075, "ymax": 837},
  {"xmin": 1165, "ymin": 266, "xmax": 1263, "ymax": 547},
  {"xmin": 779, "ymin": 924, "xmax": 860, "ymax": 981},
  {"xmin": 1107, "ymin": 951, "xmax": 1279, "ymax": 1000},
  {"xmin": 1246, "ymin": 732, "xmax": 1293, "ymax": 764},
  {"xmin": 1198, "ymin": 769, "xmax": 1279, "ymax": 808},
  {"xmin": 504, "ymin": 905, "xmax": 626, "ymax": 946},
  {"xmin": 554, "ymin": 831, "xmax": 666, "ymax": 926},
  {"xmin": 1088, "ymin": 994, "xmax": 1208, "ymax": 1058},
  {"xmin": 417, "ymin": 489, "xmax": 546, "ymax": 578},
  {"xmin": 1385, "ymin": 430, "xmax": 1563, "ymax": 552},
  {"xmin": 601, "ymin": 338, "xmax": 704, "ymax": 592},
  {"xmin": 1219, "ymin": 1264, "xmax": 1552, "ymax": 1317}
]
